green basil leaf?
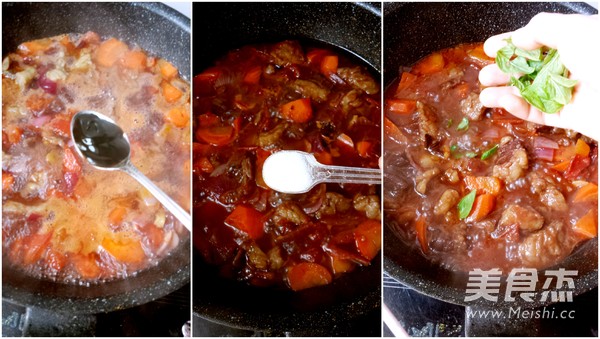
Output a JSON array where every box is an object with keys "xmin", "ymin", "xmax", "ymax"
[
  {"xmin": 458, "ymin": 190, "xmax": 477, "ymax": 219},
  {"xmin": 515, "ymin": 46, "xmax": 542, "ymax": 61},
  {"xmin": 509, "ymin": 56, "xmax": 535, "ymax": 74},
  {"xmin": 495, "ymin": 44, "xmax": 516, "ymax": 73},
  {"xmin": 456, "ymin": 117, "xmax": 469, "ymax": 131},
  {"xmin": 450, "ymin": 144, "xmax": 458, "ymax": 152},
  {"xmin": 481, "ymin": 144, "xmax": 499, "ymax": 160},
  {"xmin": 549, "ymin": 72, "xmax": 578, "ymax": 88},
  {"xmin": 510, "ymin": 76, "xmax": 527, "ymax": 92}
]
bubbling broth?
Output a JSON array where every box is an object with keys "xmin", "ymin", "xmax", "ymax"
[{"xmin": 2, "ymin": 32, "xmax": 191, "ymax": 284}]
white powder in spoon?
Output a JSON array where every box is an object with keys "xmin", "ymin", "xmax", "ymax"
[{"xmin": 262, "ymin": 151, "xmax": 315, "ymax": 194}]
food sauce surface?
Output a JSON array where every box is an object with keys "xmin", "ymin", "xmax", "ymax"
[
  {"xmin": 2, "ymin": 32, "xmax": 190, "ymax": 284},
  {"xmin": 193, "ymin": 40, "xmax": 381, "ymax": 290},
  {"xmin": 384, "ymin": 43, "xmax": 598, "ymax": 272}
]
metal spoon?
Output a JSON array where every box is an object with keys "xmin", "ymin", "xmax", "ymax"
[
  {"xmin": 262, "ymin": 150, "xmax": 381, "ymax": 194},
  {"xmin": 70, "ymin": 110, "xmax": 191, "ymax": 231}
]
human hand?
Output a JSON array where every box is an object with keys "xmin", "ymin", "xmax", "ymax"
[{"xmin": 479, "ymin": 13, "xmax": 600, "ymax": 140}]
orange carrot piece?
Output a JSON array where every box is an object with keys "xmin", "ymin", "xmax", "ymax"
[
  {"xmin": 108, "ymin": 206, "xmax": 127, "ymax": 225},
  {"xmin": 47, "ymin": 117, "xmax": 71, "ymax": 138},
  {"xmin": 195, "ymin": 126, "xmax": 234, "ymax": 146},
  {"xmin": 280, "ymin": 98, "xmax": 313, "ymax": 123},
  {"xmin": 573, "ymin": 183, "xmax": 598, "ymax": 203},
  {"xmin": 158, "ymin": 59, "xmax": 179, "ymax": 79},
  {"xmin": 161, "ymin": 82, "xmax": 183, "ymax": 103},
  {"xmin": 102, "ymin": 237, "xmax": 146, "ymax": 264},
  {"xmin": 59, "ymin": 35, "xmax": 77, "ymax": 56},
  {"xmin": 243, "ymin": 66, "xmax": 262, "ymax": 84},
  {"xmin": 384, "ymin": 117, "xmax": 406, "ymax": 143},
  {"xmin": 330, "ymin": 254, "xmax": 355, "ymax": 275},
  {"xmin": 552, "ymin": 160, "xmax": 571, "ymax": 172},
  {"xmin": 71, "ymin": 253, "xmax": 101, "ymax": 279},
  {"xmin": 287, "ymin": 262, "xmax": 333, "ymax": 291},
  {"xmin": 6, "ymin": 126, "xmax": 23, "ymax": 144},
  {"xmin": 354, "ymin": 219, "xmax": 381, "ymax": 260},
  {"xmin": 467, "ymin": 194, "xmax": 495, "ymax": 222},
  {"xmin": 122, "ymin": 50, "xmax": 147, "ymax": 71},
  {"xmin": 336, "ymin": 133, "xmax": 355, "ymax": 151},
  {"xmin": 415, "ymin": 215, "xmax": 428, "ymax": 253},
  {"xmin": 575, "ymin": 139, "xmax": 590, "ymax": 157},
  {"xmin": 195, "ymin": 157, "xmax": 214, "ymax": 174},
  {"xmin": 356, "ymin": 141, "xmax": 373, "ymax": 158},
  {"xmin": 396, "ymin": 72, "xmax": 417, "ymax": 93},
  {"xmin": 23, "ymin": 232, "xmax": 53, "ymax": 265},
  {"xmin": 386, "ymin": 99, "xmax": 417, "ymax": 115},
  {"xmin": 467, "ymin": 45, "xmax": 494, "ymax": 62},
  {"xmin": 314, "ymin": 151, "xmax": 333, "ymax": 165},
  {"xmin": 413, "ymin": 53, "xmax": 445, "ymax": 75},
  {"xmin": 2, "ymin": 171, "xmax": 14, "ymax": 192},
  {"xmin": 573, "ymin": 210, "xmax": 597, "ymax": 238},
  {"xmin": 63, "ymin": 147, "xmax": 82, "ymax": 173},
  {"xmin": 166, "ymin": 106, "xmax": 190, "ymax": 128},
  {"xmin": 464, "ymin": 176, "xmax": 502, "ymax": 196},
  {"xmin": 95, "ymin": 38, "xmax": 129, "ymax": 67},
  {"xmin": 554, "ymin": 144, "xmax": 576, "ymax": 162},
  {"xmin": 306, "ymin": 49, "xmax": 328, "ymax": 65},
  {"xmin": 18, "ymin": 39, "xmax": 52, "ymax": 55},
  {"xmin": 224, "ymin": 205, "xmax": 265, "ymax": 239},
  {"xmin": 320, "ymin": 55, "xmax": 338, "ymax": 75},
  {"xmin": 255, "ymin": 148, "xmax": 272, "ymax": 189}
]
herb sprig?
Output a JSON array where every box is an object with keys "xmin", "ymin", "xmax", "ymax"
[{"xmin": 495, "ymin": 38, "xmax": 577, "ymax": 114}]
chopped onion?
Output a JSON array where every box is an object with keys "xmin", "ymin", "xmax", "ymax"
[
  {"xmin": 481, "ymin": 128, "xmax": 500, "ymax": 139},
  {"xmin": 533, "ymin": 147, "xmax": 554, "ymax": 161},
  {"xmin": 534, "ymin": 136, "xmax": 559, "ymax": 149}
]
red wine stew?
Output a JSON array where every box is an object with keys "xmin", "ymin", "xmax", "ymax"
[
  {"xmin": 384, "ymin": 43, "xmax": 598, "ymax": 272},
  {"xmin": 2, "ymin": 33, "xmax": 190, "ymax": 284},
  {"xmin": 193, "ymin": 40, "xmax": 381, "ymax": 291}
]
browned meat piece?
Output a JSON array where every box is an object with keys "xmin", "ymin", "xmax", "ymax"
[
  {"xmin": 492, "ymin": 148, "xmax": 528, "ymax": 183},
  {"xmin": 416, "ymin": 168, "xmax": 440, "ymax": 194},
  {"xmin": 258, "ymin": 123, "xmax": 287, "ymax": 148},
  {"xmin": 337, "ymin": 67, "xmax": 379, "ymax": 94},
  {"xmin": 290, "ymin": 79, "xmax": 329, "ymax": 103},
  {"xmin": 415, "ymin": 101, "xmax": 439, "ymax": 145},
  {"xmin": 316, "ymin": 192, "xmax": 351, "ymax": 218},
  {"xmin": 434, "ymin": 189, "xmax": 460, "ymax": 215},
  {"xmin": 459, "ymin": 92, "xmax": 485, "ymax": 121},
  {"xmin": 519, "ymin": 221, "xmax": 568, "ymax": 267},
  {"xmin": 246, "ymin": 243, "xmax": 268, "ymax": 270},
  {"xmin": 353, "ymin": 194, "xmax": 381, "ymax": 220},
  {"xmin": 340, "ymin": 90, "xmax": 363, "ymax": 113},
  {"xmin": 528, "ymin": 172, "xmax": 568, "ymax": 212},
  {"xmin": 273, "ymin": 201, "xmax": 309, "ymax": 226},
  {"xmin": 498, "ymin": 204, "xmax": 544, "ymax": 232},
  {"xmin": 429, "ymin": 222, "xmax": 467, "ymax": 253},
  {"xmin": 269, "ymin": 41, "xmax": 305, "ymax": 67}
]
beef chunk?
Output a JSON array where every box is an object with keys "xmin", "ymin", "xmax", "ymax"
[
  {"xmin": 459, "ymin": 92, "xmax": 485, "ymax": 121},
  {"xmin": 498, "ymin": 204, "xmax": 544, "ymax": 232},
  {"xmin": 337, "ymin": 67, "xmax": 379, "ymax": 94}
]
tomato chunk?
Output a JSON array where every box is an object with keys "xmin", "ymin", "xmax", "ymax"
[{"xmin": 287, "ymin": 262, "xmax": 333, "ymax": 291}]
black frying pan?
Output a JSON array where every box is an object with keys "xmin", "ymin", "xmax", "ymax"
[
  {"xmin": 2, "ymin": 2, "xmax": 191, "ymax": 314},
  {"xmin": 192, "ymin": 2, "xmax": 382, "ymax": 336},
  {"xmin": 383, "ymin": 2, "xmax": 598, "ymax": 336}
]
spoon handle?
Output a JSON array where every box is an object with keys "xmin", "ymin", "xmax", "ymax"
[
  {"xmin": 314, "ymin": 164, "xmax": 381, "ymax": 185},
  {"xmin": 123, "ymin": 163, "xmax": 192, "ymax": 231}
]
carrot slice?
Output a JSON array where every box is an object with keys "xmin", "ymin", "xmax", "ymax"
[
  {"xmin": 386, "ymin": 99, "xmax": 417, "ymax": 115},
  {"xmin": 320, "ymin": 55, "xmax": 338, "ymax": 75},
  {"xmin": 384, "ymin": 117, "xmax": 406, "ymax": 144},
  {"xmin": 306, "ymin": 49, "xmax": 328, "ymax": 65},
  {"xmin": 18, "ymin": 39, "xmax": 52, "ymax": 55},
  {"xmin": 71, "ymin": 253, "xmax": 102, "ymax": 279},
  {"xmin": 413, "ymin": 53, "xmax": 445, "ymax": 75},
  {"xmin": 287, "ymin": 262, "xmax": 333, "ymax": 291},
  {"xmin": 354, "ymin": 219, "xmax": 381, "ymax": 260},
  {"xmin": 108, "ymin": 206, "xmax": 127, "ymax": 225},
  {"xmin": 102, "ymin": 237, "xmax": 146, "ymax": 264},
  {"xmin": 356, "ymin": 141, "xmax": 373, "ymax": 158},
  {"xmin": 122, "ymin": 50, "xmax": 147, "ymax": 71},
  {"xmin": 2, "ymin": 171, "xmax": 14, "ymax": 192},
  {"xmin": 573, "ymin": 183, "xmax": 598, "ymax": 203},
  {"xmin": 47, "ymin": 117, "xmax": 71, "ymax": 138},
  {"xmin": 415, "ymin": 215, "xmax": 428, "ymax": 253},
  {"xmin": 196, "ymin": 125, "xmax": 234, "ymax": 146},
  {"xmin": 314, "ymin": 151, "xmax": 333, "ymax": 165},
  {"xmin": 23, "ymin": 232, "xmax": 53, "ymax": 265},
  {"xmin": 166, "ymin": 106, "xmax": 190, "ymax": 128},
  {"xmin": 95, "ymin": 38, "xmax": 129, "ymax": 67},
  {"xmin": 161, "ymin": 82, "xmax": 183, "ymax": 103},
  {"xmin": 552, "ymin": 160, "xmax": 571, "ymax": 172},
  {"xmin": 224, "ymin": 205, "xmax": 265, "ymax": 239},
  {"xmin": 243, "ymin": 66, "xmax": 262, "ymax": 84},
  {"xmin": 158, "ymin": 59, "xmax": 179, "ymax": 79},
  {"xmin": 573, "ymin": 210, "xmax": 597, "ymax": 238},
  {"xmin": 280, "ymin": 98, "xmax": 313, "ymax": 123},
  {"xmin": 467, "ymin": 194, "xmax": 495, "ymax": 222},
  {"xmin": 575, "ymin": 139, "xmax": 591, "ymax": 157},
  {"xmin": 330, "ymin": 254, "xmax": 355, "ymax": 275},
  {"xmin": 464, "ymin": 176, "xmax": 502, "ymax": 196},
  {"xmin": 63, "ymin": 147, "xmax": 82, "ymax": 173},
  {"xmin": 396, "ymin": 72, "xmax": 417, "ymax": 93}
]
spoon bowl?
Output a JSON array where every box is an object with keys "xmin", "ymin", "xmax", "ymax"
[{"xmin": 71, "ymin": 110, "xmax": 192, "ymax": 231}]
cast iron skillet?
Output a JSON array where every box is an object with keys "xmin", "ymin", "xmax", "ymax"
[
  {"xmin": 192, "ymin": 2, "xmax": 381, "ymax": 336},
  {"xmin": 2, "ymin": 2, "xmax": 191, "ymax": 313},
  {"xmin": 384, "ymin": 2, "xmax": 598, "ymax": 335}
]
